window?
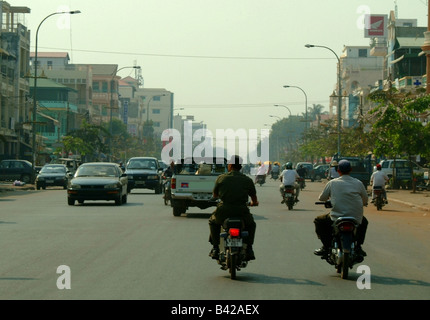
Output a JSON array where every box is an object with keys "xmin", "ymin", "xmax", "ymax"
[
  {"xmin": 152, "ymin": 109, "xmax": 160, "ymax": 114},
  {"xmin": 358, "ymin": 49, "xmax": 367, "ymax": 57},
  {"xmin": 153, "ymin": 96, "xmax": 161, "ymax": 101},
  {"xmin": 47, "ymin": 61, "xmax": 53, "ymax": 70}
]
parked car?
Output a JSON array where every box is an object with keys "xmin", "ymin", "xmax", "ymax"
[
  {"xmin": 0, "ymin": 159, "xmax": 35, "ymax": 184},
  {"xmin": 312, "ymin": 164, "xmax": 330, "ymax": 180},
  {"xmin": 295, "ymin": 162, "xmax": 314, "ymax": 180},
  {"xmin": 67, "ymin": 162, "xmax": 128, "ymax": 206},
  {"xmin": 35, "ymin": 164, "xmax": 71, "ymax": 190},
  {"xmin": 125, "ymin": 157, "xmax": 163, "ymax": 193},
  {"xmin": 378, "ymin": 159, "xmax": 429, "ymax": 178}
]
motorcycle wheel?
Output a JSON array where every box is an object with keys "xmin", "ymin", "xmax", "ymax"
[
  {"xmin": 340, "ymin": 253, "xmax": 350, "ymax": 279},
  {"xmin": 229, "ymin": 254, "xmax": 237, "ymax": 280}
]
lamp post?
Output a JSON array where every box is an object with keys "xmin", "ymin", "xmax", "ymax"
[
  {"xmin": 305, "ymin": 44, "xmax": 342, "ymax": 156},
  {"xmin": 283, "ymin": 85, "xmax": 308, "ymax": 129},
  {"xmin": 31, "ymin": 10, "xmax": 81, "ymax": 179},
  {"xmin": 274, "ymin": 104, "xmax": 292, "ymax": 118},
  {"xmin": 108, "ymin": 65, "xmax": 141, "ymax": 161}
]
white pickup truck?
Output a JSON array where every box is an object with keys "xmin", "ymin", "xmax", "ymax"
[{"xmin": 170, "ymin": 157, "xmax": 227, "ymax": 216}]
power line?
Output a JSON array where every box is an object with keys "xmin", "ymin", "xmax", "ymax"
[{"xmin": 37, "ymin": 46, "xmax": 335, "ymax": 61}]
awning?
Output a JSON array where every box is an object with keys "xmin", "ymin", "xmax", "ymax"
[{"xmin": 37, "ymin": 112, "xmax": 60, "ymax": 127}]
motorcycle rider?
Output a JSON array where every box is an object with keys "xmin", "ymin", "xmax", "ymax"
[
  {"xmin": 209, "ymin": 155, "xmax": 258, "ymax": 261},
  {"xmin": 280, "ymin": 162, "xmax": 300, "ymax": 203},
  {"xmin": 255, "ymin": 161, "xmax": 267, "ymax": 184},
  {"xmin": 370, "ymin": 164, "xmax": 389, "ymax": 204},
  {"xmin": 314, "ymin": 159, "xmax": 369, "ymax": 257},
  {"xmin": 328, "ymin": 160, "xmax": 340, "ymax": 180},
  {"xmin": 296, "ymin": 164, "xmax": 307, "ymax": 188}
]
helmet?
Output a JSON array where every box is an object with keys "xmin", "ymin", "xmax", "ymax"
[
  {"xmin": 286, "ymin": 162, "xmax": 293, "ymax": 169},
  {"xmin": 331, "ymin": 160, "xmax": 338, "ymax": 167}
]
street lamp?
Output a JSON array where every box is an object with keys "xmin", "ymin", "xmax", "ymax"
[
  {"xmin": 305, "ymin": 43, "xmax": 342, "ymax": 156},
  {"xmin": 109, "ymin": 65, "xmax": 141, "ymax": 161},
  {"xmin": 31, "ymin": 10, "xmax": 81, "ymax": 180},
  {"xmin": 283, "ymin": 85, "xmax": 308, "ymax": 128},
  {"xmin": 274, "ymin": 104, "xmax": 292, "ymax": 118}
]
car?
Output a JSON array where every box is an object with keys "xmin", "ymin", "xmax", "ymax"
[
  {"xmin": 295, "ymin": 162, "xmax": 314, "ymax": 180},
  {"xmin": 67, "ymin": 162, "xmax": 128, "ymax": 206},
  {"xmin": 35, "ymin": 164, "xmax": 71, "ymax": 190},
  {"xmin": 0, "ymin": 159, "xmax": 35, "ymax": 184},
  {"xmin": 378, "ymin": 159, "xmax": 429, "ymax": 178},
  {"xmin": 312, "ymin": 164, "xmax": 330, "ymax": 180},
  {"xmin": 125, "ymin": 157, "xmax": 163, "ymax": 194}
]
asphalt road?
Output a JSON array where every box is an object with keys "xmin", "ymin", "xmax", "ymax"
[{"xmin": 0, "ymin": 178, "xmax": 429, "ymax": 303}]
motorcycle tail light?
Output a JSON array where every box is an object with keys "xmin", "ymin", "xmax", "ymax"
[
  {"xmin": 285, "ymin": 189, "xmax": 293, "ymax": 193},
  {"xmin": 229, "ymin": 228, "xmax": 240, "ymax": 237},
  {"xmin": 339, "ymin": 223, "xmax": 355, "ymax": 232},
  {"xmin": 171, "ymin": 178, "xmax": 176, "ymax": 189}
]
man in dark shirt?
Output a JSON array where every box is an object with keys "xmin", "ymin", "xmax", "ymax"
[{"xmin": 208, "ymin": 155, "xmax": 258, "ymax": 260}]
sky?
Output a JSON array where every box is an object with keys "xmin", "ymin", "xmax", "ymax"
[{"xmin": 10, "ymin": 0, "xmax": 429, "ymax": 135}]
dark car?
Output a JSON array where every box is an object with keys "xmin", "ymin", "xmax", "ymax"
[
  {"xmin": 312, "ymin": 164, "xmax": 330, "ymax": 181},
  {"xmin": 0, "ymin": 159, "xmax": 35, "ymax": 184},
  {"xmin": 36, "ymin": 164, "xmax": 70, "ymax": 190},
  {"xmin": 125, "ymin": 157, "xmax": 163, "ymax": 194},
  {"xmin": 67, "ymin": 162, "xmax": 128, "ymax": 206}
]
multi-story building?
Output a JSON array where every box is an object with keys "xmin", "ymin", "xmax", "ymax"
[
  {"xmin": 339, "ymin": 45, "xmax": 385, "ymax": 127},
  {"xmin": 0, "ymin": 1, "xmax": 31, "ymax": 161}
]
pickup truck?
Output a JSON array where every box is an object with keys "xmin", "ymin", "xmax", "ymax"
[{"xmin": 170, "ymin": 157, "xmax": 227, "ymax": 216}]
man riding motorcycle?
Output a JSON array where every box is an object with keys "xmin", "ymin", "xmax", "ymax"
[
  {"xmin": 370, "ymin": 164, "xmax": 389, "ymax": 204},
  {"xmin": 313, "ymin": 159, "xmax": 369, "ymax": 257},
  {"xmin": 279, "ymin": 162, "xmax": 300, "ymax": 203},
  {"xmin": 208, "ymin": 155, "xmax": 258, "ymax": 261}
]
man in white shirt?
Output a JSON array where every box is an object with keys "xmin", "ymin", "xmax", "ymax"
[
  {"xmin": 254, "ymin": 162, "xmax": 267, "ymax": 184},
  {"xmin": 314, "ymin": 159, "xmax": 369, "ymax": 257},
  {"xmin": 370, "ymin": 164, "xmax": 389, "ymax": 203},
  {"xmin": 328, "ymin": 160, "xmax": 340, "ymax": 179},
  {"xmin": 279, "ymin": 162, "xmax": 300, "ymax": 203}
]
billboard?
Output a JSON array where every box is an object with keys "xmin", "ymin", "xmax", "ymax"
[{"xmin": 364, "ymin": 14, "xmax": 387, "ymax": 38}]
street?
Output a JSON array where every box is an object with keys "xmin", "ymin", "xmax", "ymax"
[{"xmin": 0, "ymin": 178, "xmax": 429, "ymax": 302}]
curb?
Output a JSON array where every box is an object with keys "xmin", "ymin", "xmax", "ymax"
[{"xmin": 388, "ymin": 197, "xmax": 430, "ymax": 212}]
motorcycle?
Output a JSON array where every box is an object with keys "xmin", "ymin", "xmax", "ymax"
[
  {"xmin": 255, "ymin": 174, "xmax": 266, "ymax": 186},
  {"xmin": 372, "ymin": 186, "xmax": 385, "ymax": 210},
  {"xmin": 298, "ymin": 177, "xmax": 306, "ymax": 190},
  {"xmin": 315, "ymin": 201, "xmax": 365, "ymax": 279},
  {"xmin": 271, "ymin": 171, "xmax": 279, "ymax": 180},
  {"xmin": 161, "ymin": 174, "xmax": 172, "ymax": 206},
  {"xmin": 217, "ymin": 218, "xmax": 249, "ymax": 280},
  {"xmin": 283, "ymin": 185, "xmax": 296, "ymax": 210}
]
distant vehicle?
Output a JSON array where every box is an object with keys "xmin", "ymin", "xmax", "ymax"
[
  {"xmin": 0, "ymin": 159, "xmax": 35, "ymax": 184},
  {"xmin": 295, "ymin": 162, "xmax": 314, "ymax": 181},
  {"xmin": 378, "ymin": 159, "xmax": 428, "ymax": 178},
  {"xmin": 125, "ymin": 157, "xmax": 163, "ymax": 194},
  {"xmin": 170, "ymin": 157, "xmax": 227, "ymax": 216},
  {"xmin": 331, "ymin": 156, "xmax": 372, "ymax": 188},
  {"xmin": 57, "ymin": 158, "xmax": 79, "ymax": 175},
  {"xmin": 312, "ymin": 164, "xmax": 330, "ymax": 181},
  {"xmin": 67, "ymin": 162, "xmax": 127, "ymax": 206},
  {"xmin": 36, "ymin": 164, "xmax": 70, "ymax": 190}
]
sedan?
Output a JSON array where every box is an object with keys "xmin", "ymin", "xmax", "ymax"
[
  {"xmin": 36, "ymin": 164, "xmax": 70, "ymax": 190},
  {"xmin": 67, "ymin": 162, "xmax": 128, "ymax": 206}
]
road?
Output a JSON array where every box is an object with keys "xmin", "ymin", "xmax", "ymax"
[{"xmin": 0, "ymin": 178, "xmax": 429, "ymax": 303}]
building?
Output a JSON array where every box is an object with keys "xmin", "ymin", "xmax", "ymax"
[{"xmin": 0, "ymin": 1, "xmax": 31, "ymax": 161}]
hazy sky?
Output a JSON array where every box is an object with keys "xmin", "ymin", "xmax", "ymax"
[{"xmin": 11, "ymin": 0, "xmax": 429, "ymax": 134}]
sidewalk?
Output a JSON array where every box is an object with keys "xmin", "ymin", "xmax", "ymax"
[{"xmin": 386, "ymin": 188, "xmax": 430, "ymax": 212}]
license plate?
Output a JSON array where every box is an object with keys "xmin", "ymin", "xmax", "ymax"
[
  {"xmin": 136, "ymin": 181, "xmax": 145, "ymax": 185},
  {"xmin": 285, "ymin": 193, "xmax": 293, "ymax": 197},
  {"xmin": 46, "ymin": 180, "xmax": 54, "ymax": 183},
  {"xmin": 226, "ymin": 238, "xmax": 242, "ymax": 247}
]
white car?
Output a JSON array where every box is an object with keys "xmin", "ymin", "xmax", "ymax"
[{"xmin": 377, "ymin": 159, "xmax": 428, "ymax": 178}]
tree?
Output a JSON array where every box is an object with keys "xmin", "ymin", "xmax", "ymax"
[{"xmin": 366, "ymin": 88, "xmax": 430, "ymax": 160}]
